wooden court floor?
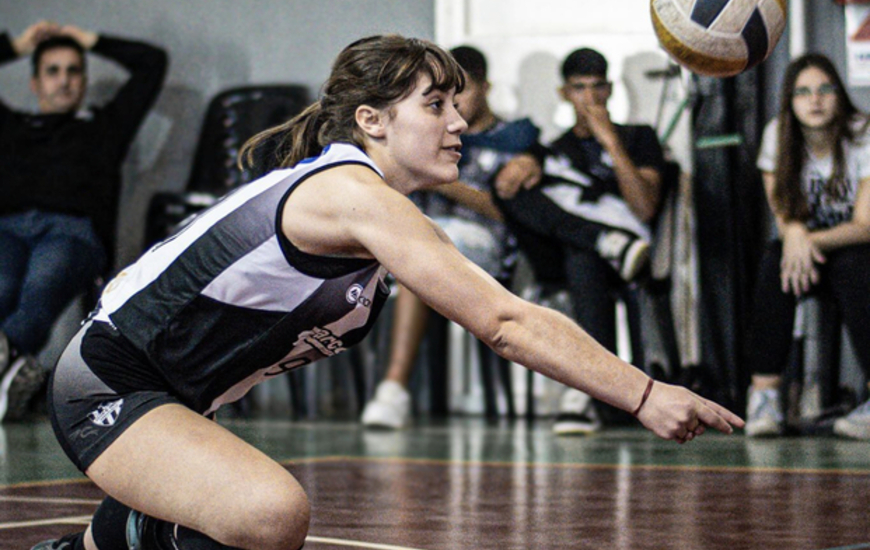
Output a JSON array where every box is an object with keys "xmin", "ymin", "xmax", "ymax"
[{"xmin": 1, "ymin": 417, "xmax": 869, "ymax": 550}]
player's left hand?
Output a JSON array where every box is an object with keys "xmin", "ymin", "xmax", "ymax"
[{"xmin": 635, "ymin": 381, "xmax": 745, "ymax": 444}]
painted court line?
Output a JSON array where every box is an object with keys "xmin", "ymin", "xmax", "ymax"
[
  {"xmin": 307, "ymin": 535, "xmax": 427, "ymax": 550},
  {"xmin": 0, "ymin": 515, "xmax": 91, "ymax": 530},
  {"xmin": 0, "ymin": 495, "xmax": 102, "ymax": 505}
]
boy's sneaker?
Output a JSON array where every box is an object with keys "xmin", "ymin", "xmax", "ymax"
[
  {"xmin": 745, "ymin": 387, "xmax": 784, "ymax": 437},
  {"xmin": 361, "ymin": 380, "xmax": 411, "ymax": 429},
  {"xmin": 553, "ymin": 388, "xmax": 601, "ymax": 435},
  {"xmin": 595, "ymin": 230, "xmax": 650, "ymax": 282},
  {"xmin": 0, "ymin": 353, "xmax": 46, "ymax": 422},
  {"xmin": 833, "ymin": 398, "xmax": 870, "ymax": 440}
]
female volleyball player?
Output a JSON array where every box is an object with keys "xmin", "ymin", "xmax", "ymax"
[
  {"xmin": 744, "ymin": 53, "xmax": 870, "ymax": 439},
  {"xmin": 35, "ymin": 35, "xmax": 743, "ymax": 550}
]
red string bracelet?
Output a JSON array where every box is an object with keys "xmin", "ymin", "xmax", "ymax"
[{"xmin": 632, "ymin": 378, "xmax": 655, "ymax": 416}]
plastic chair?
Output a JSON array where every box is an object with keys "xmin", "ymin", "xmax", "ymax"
[{"xmin": 144, "ymin": 85, "xmax": 309, "ymax": 247}]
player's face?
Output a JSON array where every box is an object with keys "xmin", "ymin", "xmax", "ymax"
[
  {"xmin": 382, "ymin": 74, "xmax": 467, "ymax": 187},
  {"xmin": 561, "ymin": 74, "xmax": 611, "ymax": 114},
  {"xmin": 455, "ymin": 77, "xmax": 489, "ymax": 130},
  {"xmin": 31, "ymin": 47, "xmax": 87, "ymax": 114},
  {"xmin": 791, "ymin": 66, "xmax": 838, "ymax": 130}
]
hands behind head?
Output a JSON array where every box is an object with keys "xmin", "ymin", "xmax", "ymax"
[
  {"xmin": 13, "ymin": 20, "xmax": 96, "ymax": 56},
  {"xmin": 634, "ymin": 381, "xmax": 745, "ymax": 444}
]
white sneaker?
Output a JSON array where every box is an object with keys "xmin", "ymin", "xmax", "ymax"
[
  {"xmin": 361, "ymin": 380, "xmax": 411, "ymax": 429},
  {"xmin": 745, "ymin": 387, "xmax": 784, "ymax": 437},
  {"xmin": 595, "ymin": 230, "xmax": 650, "ymax": 282},
  {"xmin": 833, "ymin": 398, "xmax": 870, "ymax": 440},
  {"xmin": 553, "ymin": 388, "xmax": 601, "ymax": 435}
]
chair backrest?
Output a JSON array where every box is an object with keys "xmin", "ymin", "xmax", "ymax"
[{"xmin": 186, "ymin": 85, "xmax": 310, "ymax": 195}]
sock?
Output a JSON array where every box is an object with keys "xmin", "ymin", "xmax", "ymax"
[{"xmin": 91, "ymin": 497, "xmax": 133, "ymax": 550}]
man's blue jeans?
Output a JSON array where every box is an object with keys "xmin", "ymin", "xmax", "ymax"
[{"xmin": 0, "ymin": 210, "xmax": 107, "ymax": 355}]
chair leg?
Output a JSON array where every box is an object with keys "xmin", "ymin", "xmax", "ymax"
[
  {"xmin": 478, "ymin": 342, "xmax": 499, "ymax": 419},
  {"xmin": 477, "ymin": 340, "xmax": 516, "ymax": 420},
  {"xmin": 526, "ymin": 369, "xmax": 536, "ymax": 421},
  {"xmin": 495, "ymin": 354, "xmax": 516, "ymax": 418},
  {"xmin": 427, "ymin": 313, "xmax": 450, "ymax": 417},
  {"xmin": 287, "ymin": 369, "xmax": 307, "ymax": 420}
]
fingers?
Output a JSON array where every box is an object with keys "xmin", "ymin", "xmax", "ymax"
[
  {"xmin": 494, "ymin": 178, "xmax": 520, "ymax": 200},
  {"xmin": 701, "ymin": 398, "xmax": 745, "ymax": 428},
  {"xmin": 694, "ymin": 401, "xmax": 740, "ymax": 435},
  {"xmin": 14, "ymin": 21, "xmax": 61, "ymax": 55},
  {"xmin": 521, "ymin": 171, "xmax": 541, "ymax": 190}
]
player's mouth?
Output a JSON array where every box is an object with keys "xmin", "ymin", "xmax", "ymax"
[{"xmin": 443, "ymin": 144, "xmax": 462, "ymax": 160}]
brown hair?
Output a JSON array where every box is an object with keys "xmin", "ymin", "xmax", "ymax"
[
  {"xmin": 240, "ymin": 34, "xmax": 465, "ymax": 172},
  {"xmin": 773, "ymin": 53, "xmax": 863, "ymax": 222}
]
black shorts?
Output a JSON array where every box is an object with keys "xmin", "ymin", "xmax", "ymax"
[{"xmin": 49, "ymin": 320, "xmax": 180, "ymax": 472}]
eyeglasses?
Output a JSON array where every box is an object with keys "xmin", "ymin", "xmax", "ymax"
[{"xmin": 792, "ymin": 83, "xmax": 837, "ymax": 98}]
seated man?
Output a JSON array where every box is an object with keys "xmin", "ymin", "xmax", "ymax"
[
  {"xmin": 495, "ymin": 47, "xmax": 665, "ymax": 435},
  {"xmin": 0, "ymin": 21, "xmax": 167, "ymax": 421},
  {"xmin": 360, "ymin": 45, "xmax": 539, "ymax": 428}
]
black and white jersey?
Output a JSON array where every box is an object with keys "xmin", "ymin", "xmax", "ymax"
[{"xmin": 91, "ymin": 143, "xmax": 391, "ymax": 414}]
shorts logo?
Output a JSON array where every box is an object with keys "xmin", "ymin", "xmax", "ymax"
[
  {"xmin": 346, "ymin": 283, "xmax": 364, "ymax": 304},
  {"xmin": 88, "ymin": 399, "xmax": 124, "ymax": 427}
]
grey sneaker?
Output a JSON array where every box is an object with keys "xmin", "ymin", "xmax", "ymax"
[
  {"xmin": 745, "ymin": 388, "xmax": 784, "ymax": 437},
  {"xmin": 30, "ymin": 539, "xmax": 63, "ymax": 550},
  {"xmin": 553, "ymin": 388, "xmax": 601, "ymax": 435},
  {"xmin": 595, "ymin": 230, "xmax": 650, "ymax": 281},
  {"xmin": 30, "ymin": 533, "xmax": 81, "ymax": 549},
  {"xmin": 0, "ymin": 354, "xmax": 46, "ymax": 422},
  {"xmin": 833, "ymin": 398, "xmax": 870, "ymax": 440},
  {"xmin": 126, "ymin": 509, "xmax": 146, "ymax": 550}
]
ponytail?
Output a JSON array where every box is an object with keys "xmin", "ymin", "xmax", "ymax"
[{"xmin": 240, "ymin": 101, "xmax": 325, "ymax": 173}]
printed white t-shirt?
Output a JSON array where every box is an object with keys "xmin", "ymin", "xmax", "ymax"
[{"xmin": 758, "ymin": 117, "xmax": 870, "ymax": 229}]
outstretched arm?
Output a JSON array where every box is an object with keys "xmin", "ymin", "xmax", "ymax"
[{"xmin": 283, "ymin": 165, "xmax": 744, "ymax": 443}]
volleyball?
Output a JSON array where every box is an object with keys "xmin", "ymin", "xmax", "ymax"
[{"xmin": 650, "ymin": 0, "xmax": 787, "ymax": 78}]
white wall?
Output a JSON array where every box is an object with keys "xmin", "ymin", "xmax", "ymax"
[
  {"xmin": 0, "ymin": 0, "xmax": 435, "ymax": 268},
  {"xmin": 436, "ymin": 0, "xmax": 693, "ymax": 170}
]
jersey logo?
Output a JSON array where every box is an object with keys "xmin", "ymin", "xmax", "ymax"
[
  {"xmin": 88, "ymin": 399, "xmax": 124, "ymax": 427},
  {"xmin": 294, "ymin": 327, "xmax": 346, "ymax": 356},
  {"xmin": 346, "ymin": 283, "xmax": 372, "ymax": 307}
]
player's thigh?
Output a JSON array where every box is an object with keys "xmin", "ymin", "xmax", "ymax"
[{"xmin": 86, "ymin": 404, "xmax": 309, "ymax": 544}]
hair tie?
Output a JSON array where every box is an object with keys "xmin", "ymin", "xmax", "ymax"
[{"xmin": 632, "ymin": 379, "xmax": 655, "ymax": 417}]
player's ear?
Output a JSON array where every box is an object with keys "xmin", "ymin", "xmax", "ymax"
[{"xmin": 355, "ymin": 105, "xmax": 386, "ymax": 138}]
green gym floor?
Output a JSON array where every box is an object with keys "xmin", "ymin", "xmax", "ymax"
[{"xmin": 2, "ymin": 417, "xmax": 869, "ymax": 549}]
